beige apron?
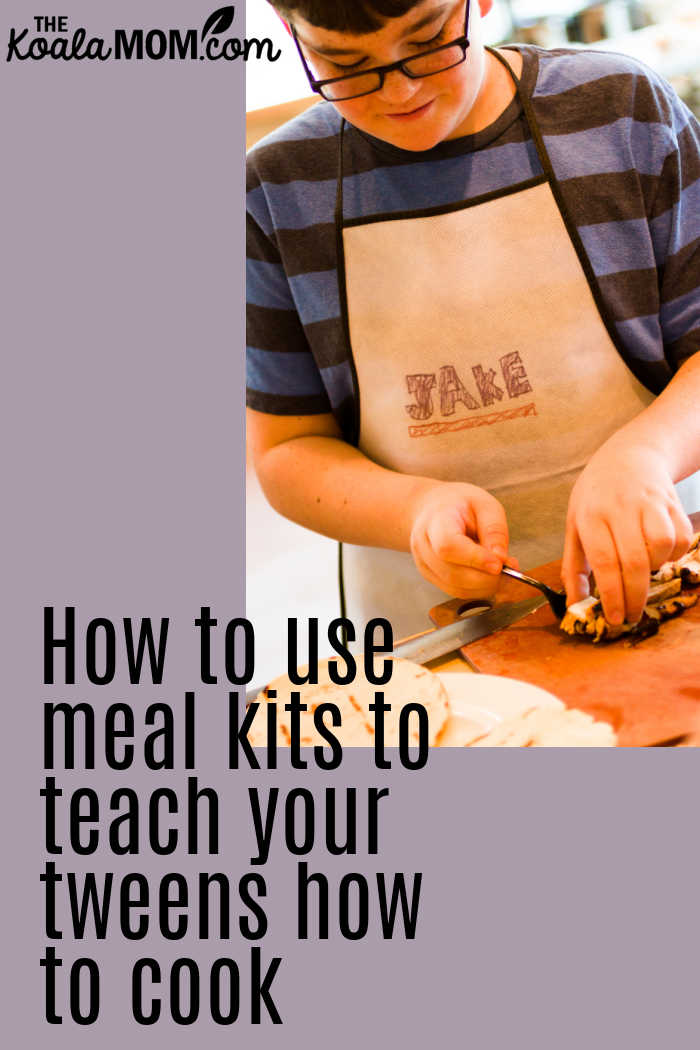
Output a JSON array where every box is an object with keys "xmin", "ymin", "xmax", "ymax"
[{"xmin": 337, "ymin": 50, "xmax": 696, "ymax": 639}]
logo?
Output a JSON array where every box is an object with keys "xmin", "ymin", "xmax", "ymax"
[{"xmin": 6, "ymin": 6, "xmax": 281, "ymax": 64}]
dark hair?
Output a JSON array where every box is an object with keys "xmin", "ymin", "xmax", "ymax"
[{"xmin": 271, "ymin": 1, "xmax": 424, "ymax": 34}]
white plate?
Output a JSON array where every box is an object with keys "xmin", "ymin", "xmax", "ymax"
[{"xmin": 436, "ymin": 673, "xmax": 564, "ymax": 746}]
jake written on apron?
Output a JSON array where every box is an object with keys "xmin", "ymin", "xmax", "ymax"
[{"xmin": 335, "ymin": 47, "xmax": 699, "ymax": 641}]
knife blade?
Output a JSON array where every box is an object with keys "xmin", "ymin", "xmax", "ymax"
[{"xmin": 391, "ymin": 596, "xmax": 546, "ymax": 664}]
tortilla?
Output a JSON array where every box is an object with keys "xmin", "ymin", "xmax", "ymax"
[
  {"xmin": 469, "ymin": 706, "xmax": 616, "ymax": 747},
  {"xmin": 247, "ymin": 656, "xmax": 450, "ymax": 748}
]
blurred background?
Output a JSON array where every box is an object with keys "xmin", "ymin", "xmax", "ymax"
[{"xmin": 245, "ymin": 0, "xmax": 700, "ymax": 683}]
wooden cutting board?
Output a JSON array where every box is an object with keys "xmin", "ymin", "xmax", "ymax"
[{"xmin": 430, "ymin": 513, "xmax": 700, "ymax": 747}]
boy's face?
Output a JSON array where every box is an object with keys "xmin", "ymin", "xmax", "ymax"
[{"xmin": 291, "ymin": 0, "xmax": 494, "ymax": 151}]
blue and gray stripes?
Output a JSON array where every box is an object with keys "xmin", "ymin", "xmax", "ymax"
[{"xmin": 247, "ymin": 44, "xmax": 700, "ymax": 431}]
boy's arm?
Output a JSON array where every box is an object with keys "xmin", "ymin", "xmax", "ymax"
[
  {"xmin": 562, "ymin": 351, "xmax": 699, "ymax": 625},
  {"xmin": 563, "ymin": 75, "xmax": 700, "ymax": 626},
  {"xmin": 248, "ymin": 407, "xmax": 513, "ymax": 601},
  {"xmin": 245, "ymin": 157, "xmax": 512, "ymax": 604}
]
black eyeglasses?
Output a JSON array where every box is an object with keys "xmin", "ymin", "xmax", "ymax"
[{"xmin": 291, "ymin": 0, "xmax": 471, "ymax": 102}]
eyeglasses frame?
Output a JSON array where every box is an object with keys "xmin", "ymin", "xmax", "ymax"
[{"xmin": 290, "ymin": 0, "xmax": 472, "ymax": 102}]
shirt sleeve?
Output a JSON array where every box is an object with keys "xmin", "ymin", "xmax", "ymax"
[
  {"xmin": 246, "ymin": 160, "xmax": 332, "ymax": 416},
  {"xmin": 647, "ymin": 80, "xmax": 700, "ymax": 371}
]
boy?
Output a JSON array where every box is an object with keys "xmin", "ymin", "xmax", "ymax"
[{"xmin": 246, "ymin": 0, "xmax": 700, "ymax": 639}]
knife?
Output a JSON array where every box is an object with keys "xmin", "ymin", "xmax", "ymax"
[
  {"xmin": 244, "ymin": 596, "xmax": 545, "ymax": 701},
  {"xmin": 391, "ymin": 596, "xmax": 546, "ymax": 664}
]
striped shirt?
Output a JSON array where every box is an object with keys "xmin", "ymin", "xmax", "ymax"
[{"xmin": 246, "ymin": 44, "xmax": 700, "ymax": 441}]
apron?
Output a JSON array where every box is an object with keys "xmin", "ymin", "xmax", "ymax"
[{"xmin": 335, "ymin": 48, "xmax": 698, "ymax": 640}]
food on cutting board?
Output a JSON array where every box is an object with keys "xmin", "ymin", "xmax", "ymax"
[
  {"xmin": 560, "ymin": 588, "xmax": 697, "ymax": 643},
  {"xmin": 560, "ymin": 533, "xmax": 700, "ymax": 643},
  {"xmin": 651, "ymin": 534, "xmax": 700, "ymax": 585},
  {"xmin": 247, "ymin": 657, "xmax": 617, "ymax": 748}
]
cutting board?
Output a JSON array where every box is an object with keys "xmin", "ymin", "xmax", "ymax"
[{"xmin": 430, "ymin": 513, "xmax": 700, "ymax": 747}]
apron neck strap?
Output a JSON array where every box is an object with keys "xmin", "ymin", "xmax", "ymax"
[
  {"xmin": 487, "ymin": 46, "xmax": 556, "ymax": 183},
  {"xmin": 335, "ymin": 118, "xmax": 346, "ymax": 226}
]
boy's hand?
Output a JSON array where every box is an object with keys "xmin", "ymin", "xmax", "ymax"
[
  {"xmin": 562, "ymin": 443, "xmax": 693, "ymax": 625},
  {"xmin": 409, "ymin": 482, "xmax": 515, "ymax": 600}
]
